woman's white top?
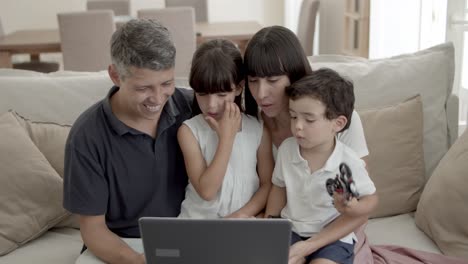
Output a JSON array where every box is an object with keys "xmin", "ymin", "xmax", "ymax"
[{"xmin": 178, "ymin": 113, "xmax": 263, "ymax": 218}]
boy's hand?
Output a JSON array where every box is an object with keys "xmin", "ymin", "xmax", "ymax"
[
  {"xmin": 333, "ymin": 193, "xmax": 358, "ymax": 215},
  {"xmin": 205, "ymin": 102, "xmax": 241, "ymax": 141}
]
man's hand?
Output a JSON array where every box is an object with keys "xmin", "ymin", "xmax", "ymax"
[{"xmin": 134, "ymin": 253, "xmax": 146, "ymax": 264}]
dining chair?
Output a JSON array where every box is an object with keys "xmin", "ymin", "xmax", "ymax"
[
  {"xmin": 164, "ymin": 0, "xmax": 208, "ymax": 22},
  {"xmin": 0, "ymin": 19, "xmax": 59, "ymax": 73},
  {"xmin": 57, "ymin": 10, "xmax": 116, "ymax": 72},
  {"xmin": 87, "ymin": 0, "xmax": 131, "ymax": 16},
  {"xmin": 297, "ymin": 0, "xmax": 320, "ymax": 56},
  {"xmin": 138, "ymin": 7, "xmax": 196, "ymax": 79}
]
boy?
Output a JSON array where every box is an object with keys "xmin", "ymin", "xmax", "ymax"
[{"xmin": 265, "ymin": 68, "xmax": 378, "ymax": 264}]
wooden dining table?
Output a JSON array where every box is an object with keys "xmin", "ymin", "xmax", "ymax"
[{"xmin": 0, "ymin": 21, "xmax": 263, "ymax": 68}]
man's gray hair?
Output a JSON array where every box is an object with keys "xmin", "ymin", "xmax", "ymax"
[{"xmin": 110, "ymin": 19, "xmax": 176, "ymax": 78}]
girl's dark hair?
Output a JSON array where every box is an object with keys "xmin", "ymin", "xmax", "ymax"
[
  {"xmin": 189, "ymin": 39, "xmax": 257, "ymax": 117},
  {"xmin": 286, "ymin": 68, "xmax": 355, "ymax": 132},
  {"xmin": 243, "ymin": 26, "xmax": 313, "ymax": 112}
]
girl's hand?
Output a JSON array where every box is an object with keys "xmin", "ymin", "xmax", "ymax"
[
  {"xmin": 205, "ymin": 102, "xmax": 241, "ymax": 142},
  {"xmin": 224, "ymin": 212, "xmax": 253, "ymax": 219}
]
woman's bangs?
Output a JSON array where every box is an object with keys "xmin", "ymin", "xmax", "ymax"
[{"xmin": 246, "ymin": 46, "xmax": 285, "ymax": 77}]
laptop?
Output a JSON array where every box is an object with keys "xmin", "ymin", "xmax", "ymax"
[{"xmin": 139, "ymin": 217, "xmax": 292, "ymax": 264}]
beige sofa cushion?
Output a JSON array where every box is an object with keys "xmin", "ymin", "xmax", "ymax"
[
  {"xmin": 0, "ymin": 111, "xmax": 69, "ymax": 256},
  {"xmin": 12, "ymin": 112, "xmax": 79, "ymax": 229},
  {"xmin": 13, "ymin": 112, "xmax": 71, "ymax": 178},
  {"xmin": 415, "ymin": 129, "xmax": 468, "ymax": 259},
  {"xmin": 309, "ymin": 43, "xmax": 454, "ymax": 180},
  {"xmin": 359, "ymin": 96, "xmax": 425, "ymax": 218},
  {"xmin": 0, "ymin": 71, "xmax": 112, "ymax": 125}
]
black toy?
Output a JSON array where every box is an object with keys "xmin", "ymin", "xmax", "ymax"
[{"xmin": 325, "ymin": 163, "xmax": 359, "ymax": 201}]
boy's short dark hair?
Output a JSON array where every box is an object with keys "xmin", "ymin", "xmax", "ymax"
[{"xmin": 286, "ymin": 68, "xmax": 355, "ymax": 132}]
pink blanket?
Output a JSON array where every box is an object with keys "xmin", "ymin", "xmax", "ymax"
[{"xmin": 354, "ymin": 225, "xmax": 468, "ymax": 264}]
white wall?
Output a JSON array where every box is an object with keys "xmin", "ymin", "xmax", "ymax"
[{"xmin": 0, "ymin": 0, "xmax": 283, "ymax": 34}]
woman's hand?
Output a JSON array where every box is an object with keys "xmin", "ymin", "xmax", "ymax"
[{"xmin": 288, "ymin": 241, "xmax": 312, "ymax": 264}]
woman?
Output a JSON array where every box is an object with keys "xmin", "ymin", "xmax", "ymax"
[{"xmin": 244, "ymin": 25, "xmax": 369, "ymax": 264}]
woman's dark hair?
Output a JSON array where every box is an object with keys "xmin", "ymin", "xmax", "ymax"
[
  {"xmin": 189, "ymin": 39, "xmax": 257, "ymax": 117},
  {"xmin": 243, "ymin": 26, "xmax": 313, "ymax": 113}
]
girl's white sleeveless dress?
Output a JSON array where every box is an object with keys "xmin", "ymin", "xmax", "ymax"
[{"xmin": 178, "ymin": 113, "xmax": 263, "ymax": 218}]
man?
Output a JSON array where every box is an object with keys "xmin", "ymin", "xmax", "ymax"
[{"xmin": 63, "ymin": 19, "xmax": 192, "ymax": 263}]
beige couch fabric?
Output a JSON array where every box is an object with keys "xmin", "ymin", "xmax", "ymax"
[
  {"xmin": 359, "ymin": 96, "xmax": 425, "ymax": 218},
  {"xmin": 14, "ymin": 112, "xmax": 71, "ymax": 178},
  {"xmin": 0, "ymin": 111, "xmax": 69, "ymax": 255},
  {"xmin": 309, "ymin": 43, "xmax": 455, "ymax": 179},
  {"xmin": 415, "ymin": 129, "xmax": 468, "ymax": 258}
]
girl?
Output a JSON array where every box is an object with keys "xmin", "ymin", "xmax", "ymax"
[{"xmin": 177, "ymin": 39, "xmax": 273, "ymax": 219}]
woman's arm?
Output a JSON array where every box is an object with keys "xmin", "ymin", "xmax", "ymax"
[
  {"xmin": 289, "ymin": 214, "xmax": 368, "ymax": 260},
  {"xmin": 228, "ymin": 125, "xmax": 274, "ymax": 217},
  {"xmin": 264, "ymin": 185, "xmax": 287, "ymax": 218}
]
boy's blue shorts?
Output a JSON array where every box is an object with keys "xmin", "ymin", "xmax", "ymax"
[{"xmin": 290, "ymin": 232, "xmax": 355, "ymax": 264}]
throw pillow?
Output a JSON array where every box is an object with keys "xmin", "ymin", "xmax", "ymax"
[
  {"xmin": 11, "ymin": 111, "xmax": 78, "ymax": 229},
  {"xmin": 13, "ymin": 112, "xmax": 71, "ymax": 178},
  {"xmin": 415, "ymin": 128, "xmax": 468, "ymax": 259},
  {"xmin": 0, "ymin": 111, "xmax": 69, "ymax": 255},
  {"xmin": 359, "ymin": 96, "xmax": 425, "ymax": 218},
  {"xmin": 309, "ymin": 43, "xmax": 454, "ymax": 180}
]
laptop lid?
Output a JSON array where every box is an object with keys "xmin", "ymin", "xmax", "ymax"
[{"xmin": 139, "ymin": 217, "xmax": 291, "ymax": 264}]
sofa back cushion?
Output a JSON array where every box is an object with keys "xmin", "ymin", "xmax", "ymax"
[
  {"xmin": 415, "ymin": 128, "xmax": 468, "ymax": 259},
  {"xmin": 0, "ymin": 71, "xmax": 112, "ymax": 125},
  {"xmin": 359, "ymin": 96, "xmax": 425, "ymax": 217},
  {"xmin": 0, "ymin": 111, "xmax": 69, "ymax": 256},
  {"xmin": 309, "ymin": 43, "xmax": 455, "ymax": 180}
]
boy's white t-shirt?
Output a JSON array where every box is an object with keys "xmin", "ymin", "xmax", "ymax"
[
  {"xmin": 272, "ymin": 137, "xmax": 376, "ymax": 244},
  {"xmin": 178, "ymin": 113, "xmax": 263, "ymax": 219},
  {"xmin": 272, "ymin": 110, "xmax": 369, "ymax": 161}
]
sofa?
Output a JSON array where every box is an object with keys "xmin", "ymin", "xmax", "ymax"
[{"xmin": 0, "ymin": 42, "xmax": 467, "ymax": 263}]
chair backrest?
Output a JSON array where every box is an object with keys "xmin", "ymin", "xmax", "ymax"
[
  {"xmin": 297, "ymin": 0, "xmax": 320, "ymax": 56},
  {"xmin": 87, "ymin": 0, "xmax": 131, "ymax": 16},
  {"xmin": 57, "ymin": 10, "xmax": 116, "ymax": 72},
  {"xmin": 138, "ymin": 7, "xmax": 196, "ymax": 79},
  {"xmin": 0, "ymin": 18, "xmax": 4, "ymax": 37},
  {"xmin": 164, "ymin": 0, "xmax": 208, "ymax": 22}
]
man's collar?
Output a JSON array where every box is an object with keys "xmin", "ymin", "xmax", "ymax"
[{"xmin": 103, "ymin": 86, "xmax": 133, "ymax": 136}]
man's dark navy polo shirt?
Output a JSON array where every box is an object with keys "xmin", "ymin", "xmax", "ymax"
[{"xmin": 63, "ymin": 86, "xmax": 192, "ymax": 238}]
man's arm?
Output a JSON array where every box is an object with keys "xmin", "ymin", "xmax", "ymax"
[{"xmin": 79, "ymin": 215, "xmax": 144, "ymax": 264}]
